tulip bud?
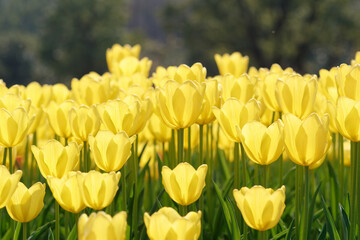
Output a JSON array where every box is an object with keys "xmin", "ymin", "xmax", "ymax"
[
  {"xmin": 106, "ymin": 43, "xmax": 141, "ymax": 73},
  {"xmin": 162, "ymin": 162, "xmax": 207, "ymax": 206},
  {"xmin": 220, "ymin": 74, "xmax": 255, "ymax": 103},
  {"xmin": 233, "ymin": 185, "xmax": 286, "ymax": 231},
  {"xmin": 335, "ymin": 97, "xmax": 360, "ymax": 142},
  {"xmin": 6, "ymin": 182, "xmax": 46, "ymax": 222},
  {"xmin": 51, "ymin": 83, "xmax": 70, "ymax": 104},
  {"xmin": 196, "ymin": 79, "xmax": 221, "ymax": 125},
  {"xmin": 70, "ymin": 105, "xmax": 100, "ymax": 141},
  {"xmin": 214, "ymin": 52, "xmax": 249, "ymax": 77},
  {"xmin": 78, "ymin": 211, "xmax": 127, "ymax": 240},
  {"xmin": 0, "ymin": 166, "xmax": 22, "ymax": 208},
  {"xmin": 144, "ymin": 207, "xmax": 202, "ymax": 240}
]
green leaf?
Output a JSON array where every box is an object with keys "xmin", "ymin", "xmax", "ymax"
[
  {"xmin": 28, "ymin": 221, "xmax": 55, "ymax": 240},
  {"xmin": 218, "ymin": 149, "xmax": 230, "ymax": 179},
  {"xmin": 317, "ymin": 224, "xmax": 327, "ymax": 240},
  {"xmin": 213, "ymin": 181, "xmax": 232, "ymax": 236},
  {"xmin": 47, "ymin": 228, "xmax": 54, "ymax": 240},
  {"xmin": 13, "ymin": 222, "xmax": 21, "ymax": 240},
  {"xmin": 2, "ymin": 228, "xmax": 12, "ymax": 240},
  {"xmin": 66, "ymin": 223, "xmax": 77, "ymax": 240},
  {"xmin": 225, "ymin": 197, "xmax": 241, "ymax": 240},
  {"xmin": 327, "ymin": 161, "xmax": 339, "ymax": 220},
  {"xmin": 307, "ymin": 183, "xmax": 322, "ymax": 239},
  {"xmin": 270, "ymin": 228, "xmax": 288, "ymax": 240},
  {"xmin": 320, "ymin": 195, "xmax": 341, "ymax": 240},
  {"xmin": 285, "ymin": 220, "xmax": 294, "ymax": 240},
  {"xmin": 339, "ymin": 204, "xmax": 349, "ymax": 240}
]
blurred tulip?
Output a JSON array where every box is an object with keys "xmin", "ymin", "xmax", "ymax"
[
  {"xmin": 172, "ymin": 63, "xmax": 207, "ymax": 84},
  {"xmin": 80, "ymin": 171, "xmax": 120, "ymax": 210},
  {"xmin": 212, "ymin": 98, "xmax": 260, "ymax": 142},
  {"xmin": 260, "ymin": 72, "xmax": 285, "ymax": 112},
  {"xmin": 233, "ymin": 185, "xmax": 286, "ymax": 231},
  {"xmin": 275, "ymin": 74, "xmax": 317, "ymax": 119},
  {"xmin": 51, "ymin": 83, "xmax": 70, "ymax": 103},
  {"xmin": 31, "ymin": 140, "xmax": 80, "ymax": 179},
  {"xmin": 220, "ymin": 74, "xmax": 255, "ymax": 103},
  {"xmin": 0, "ymin": 93, "xmax": 31, "ymax": 112},
  {"xmin": 335, "ymin": 64, "xmax": 360, "ymax": 101},
  {"xmin": 239, "ymin": 120, "xmax": 284, "ymax": 165},
  {"xmin": 0, "ymin": 107, "xmax": 34, "ymax": 147},
  {"xmin": 45, "ymin": 100, "xmax": 78, "ymax": 138},
  {"xmin": 47, "ymin": 172, "xmax": 85, "ymax": 213},
  {"xmin": 162, "ymin": 162, "xmax": 207, "ymax": 205},
  {"xmin": 0, "ymin": 166, "xmax": 22, "ymax": 208},
  {"xmin": 214, "ymin": 52, "xmax": 249, "ymax": 77},
  {"xmin": 23, "ymin": 82, "xmax": 52, "ymax": 108},
  {"xmin": 144, "ymin": 207, "xmax": 202, "ymax": 240},
  {"xmin": 27, "ymin": 105, "xmax": 43, "ymax": 134},
  {"xmin": 156, "ymin": 80, "xmax": 205, "ymax": 129},
  {"xmin": 78, "ymin": 211, "xmax": 127, "ymax": 240},
  {"xmin": 70, "ymin": 105, "xmax": 100, "ymax": 141},
  {"xmin": 147, "ymin": 113, "xmax": 172, "ymax": 142},
  {"xmin": 6, "ymin": 182, "xmax": 46, "ymax": 222},
  {"xmin": 107, "ymin": 43, "xmax": 141, "ymax": 73},
  {"xmin": 88, "ymin": 130, "xmax": 135, "ymax": 172},
  {"xmin": 111, "ymin": 57, "xmax": 152, "ymax": 77},
  {"xmin": 196, "ymin": 79, "xmax": 221, "ymax": 125},
  {"xmin": 318, "ymin": 67, "xmax": 338, "ymax": 105},
  {"xmin": 335, "ymin": 97, "xmax": 360, "ymax": 141},
  {"xmin": 351, "ymin": 51, "xmax": 360, "ymax": 65},
  {"xmin": 283, "ymin": 113, "xmax": 331, "ymax": 166}
]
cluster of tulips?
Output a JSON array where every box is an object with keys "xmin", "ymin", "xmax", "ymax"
[{"xmin": 0, "ymin": 43, "xmax": 359, "ymax": 240}]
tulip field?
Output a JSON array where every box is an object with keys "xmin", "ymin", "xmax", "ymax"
[{"xmin": 0, "ymin": 43, "xmax": 360, "ymax": 240}]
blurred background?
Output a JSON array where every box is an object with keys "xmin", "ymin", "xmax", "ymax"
[{"xmin": 1, "ymin": 0, "xmax": 360, "ymax": 86}]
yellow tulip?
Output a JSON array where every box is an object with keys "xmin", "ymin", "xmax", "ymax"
[
  {"xmin": 0, "ymin": 93, "xmax": 31, "ymax": 112},
  {"xmin": 45, "ymin": 100, "xmax": 78, "ymax": 139},
  {"xmin": 260, "ymin": 72, "xmax": 285, "ymax": 112},
  {"xmin": 335, "ymin": 64, "xmax": 360, "ymax": 101},
  {"xmin": 80, "ymin": 171, "xmax": 120, "ymax": 210},
  {"xmin": 156, "ymin": 80, "xmax": 205, "ymax": 129},
  {"xmin": 70, "ymin": 105, "xmax": 100, "ymax": 141},
  {"xmin": 282, "ymin": 113, "xmax": 331, "ymax": 166},
  {"xmin": 212, "ymin": 98, "xmax": 260, "ymax": 142},
  {"xmin": 196, "ymin": 79, "xmax": 221, "ymax": 125},
  {"xmin": 318, "ymin": 67, "xmax": 338, "ymax": 105},
  {"xmin": 106, "ymin": 43, "xmax": 141, "ymax": 73},
  {"xmin": 351, "ymin": 51, "xmax": 360, "ymax": 65},
  {"xmin": 147, "ymin": 113, "xmax": 172, "ymax": 143},
  {"xmin": 183, "ymin": 124, "xmax": 199, "ymax": 150},
  {"xmin": 111, "ymin": 56, "xmax": 152, "ymax": 77},
  {"xmin": 78, "ymin": 211, "xmax": 127, "ymax": 240},
  {"xmin": 172, "ymin": 63, "xmax": 207, "ymax": 84},
  {"xmin": 162, "ymin": 162, "xmax": 207, "ymax": 206},
  {"xmin": 51, "ymin": 83, "xmax": 71, "ymax": 104},
  {"xmin": 97, "ymin": 95, "xmax": 152, "ymax": 136},
  {"xmin": 6, "ymin": 182, "xmax": 46, "ymax": 222},
  {"xmin": 220, "ymin": 74, "xmax": 255, "ymax": 103},
  {"xmin": 0, "ymin": 107, "xmax": 34, "ymax": 147},
  {"xmin": 0, "ymin": 166, "xmax": 22, "ymax": 208},
  {"xmin": 344, "ymin": 140, "xmax": 351, "ymax": 166},
  {"xmin": 275, "ymin": 74, "xmax": 317, "ymax": 119},
  {"xmin": 214, "ymin": 52, "xmax": 249, "ymax": 77},
  {"xmin": 23, "ymin": 82, "xmax": 52, "ymax": 108},
  {"xmin": 238, "ymin": 120, "xmax": 283, "ymax": 165},
  {"xmin": 47, "ymin": 172, "xmax": 85, "ymax": 213},
  {"xmin": 335, "ymin": 97, "xmax": 360, "ymax": 142},
  {"xmin": 233, "ymin": 185, "xmax": 286, "ymax": 231},
  {"xmin": 88, "ymin": 130, "xmax": 135, "ymax": 172},
  {"xmin": 27, "ymin": 105, "xmax": 43, "ymax": 134},
  {"xmin": 31, "ymin": 140, "xmax": 80, "ymax": 179},
  {"xmin": 144, "ymin": 207, "xmax": 202, "ymax": 240}
]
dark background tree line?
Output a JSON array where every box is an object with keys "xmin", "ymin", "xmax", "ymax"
[{"xmin": 0, "ymin": 0, "xmax": 359, "ymax": 86}]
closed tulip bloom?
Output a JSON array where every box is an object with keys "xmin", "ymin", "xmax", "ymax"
[
  {"xmin": 144, "ymin": 207, "xmax": 202, "ymax": 240},
  {"xmin": 238, "ymin": 120, "xmax": 284, "ymax": 165},
  {"xmin": 172, "ymin": 63, "xmax": 207, "ymax": 84},
  {"xmin": 23, "ymin": 82, "xmax": 52, "ymax": 108},
  {"xmin": 70, "ymin": 105, "xmax": 100, "ymax": 141},
  {"xmin": 335, "ymin": 97, "xmax": 360, "ymax": 141},
  {"xmin": 106, "ymin": 43, "xmax": 141, "ymax": 73},
  {"xmin": 220, "ymin": 74, "xmax": 255, "ymax": 103},
  {"xmin": 212, "ymin": 98, "xmax": 261, "ymax": 142},
  {"xmin": 283, "ymin": 113, "xmax": 331, "ymax": 166},
  {"xmin": 88, "ymin": 130, "xmax": 135, "ymax": 172},
  {"xmin": 0, "ymin": 107, "xmax": 34, "ymax": 147},
  {"xmin": 47, "ymin": 172, "xmax": 85, "ymax": 213},
  {"xmin": 27, "ymin": 105, "xmax": 43, "ymax": 134},
  {"xmin": 215, "ymin": 52, "xmax": 249, "ymax": 77},
  {"xmin": 111, "ymin": 57, "xmax": 152, "ymax": 77},
  {"xmin": 31, "ymin": 140, "xmax": 80, "ymax": 179},
  {"xmin": 0, "ymin": 166, "xmax": 22, "ymax": 208},
  {"xmin": 45, "ymin": 100, "xmax": 78, "ymax": 138},
  {"xmin": 162, "ymin": 162, "xmax": 207, "ymax": 206},
  {"xmin": 318, "ymin": 67, "xmax": 338, "ymax": 105},
  {"xmin": 51, "ymin": 83, "xmax": 70, "ymax": 103},
  {"xmin": 335, "ymin": 64, "xmax": 360, "ymax": 101},
  {"xmin": 233, "ymin": 185, "xmax": 286, "ymax": 231},
  {"xmin": 275, "ymin": 74, "xmax": 317, "ymax": 119},
  {"xmin": 6, "ymin": 182, "xmax": 46, "ymax": 222},
  {"xmin": 148, "ymin": 114, "xmax": 172, "ymax": 142},
  {"xmin": 156, "ymin": 80, "xmax": 205, "ymax": 129},
  {"xmin": 196, "ymin": 79, "xmax": 221, "ymax": 125},
  {"xmin": 0, "ymin": 93, "xmax": 31, "ymax": 112},
  {"xmin": 260, "ymin": 72, "xmax": 284, "ymax": 112},
  {"xmin": 78, "ymin": 211, "xmax": 127, "ymax": 240}
]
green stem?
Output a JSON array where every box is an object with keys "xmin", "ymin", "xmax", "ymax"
[
  {"xmin": 24, "ymin": 136, "xmax": 29, "ymax": 186},
  {"xmin": 131, "ymin": 138, "xmax": 139, "ymax": 240},
  {"xmin": 302, "ymin": 166, "xmax": 310, "ymax": 240},
  {"xmin": 350, "ymin": 141, "xmax": 358, "ymax": 240},
  {"xmin": 64, "ymin": 211, "xmax": 69, "ymax": 237},
  {"xmin": 2, "ymin": 147, "xmax": 7, "ymax": 166},
  {"xmin": 234, "ymin": 143, "xmax": 240, "ymax": 189},
  {"xmin": 121, "ymin": 165, "xmax": 127, "ymax": 211},
  {"xmin": 22, "ymin": 222, "xmax": 27, "ymax": 240},
  {"xmin": 179, "ymin": 205, "xmax": 187, "ymax": 216},
  {"xmin": 31, "ymin": 132, "xmax": 38, "ymax": 183},
  {"xmin": 170, "ymin": 130, "xmax": 176, "ymax": 168},
  {"xmin": 356, "ymin": 142, "xmax": 360, "ymax": 239},
  {"xmin": 177, "ymin": 128, "xmax": 184, "ymax": 164},
  {"xmin": 240, "ymin": 143, "xmax": 247, "ymax": 187},
  {"xmin": 338, "ymin": 134, "xmax": 344, "ymax": 205},
  {"xmin": 199, "ymin": 125, "xmax": 204, "ymax": 165},
  {"xmin": 187, "ymin": 127, "xmax": 191, "ymax": 163},
  {"xmin": 8, "ymin": 147, "xmax": 13, "ymax": 173},
  {"xmin": 259, "ymin": 230, "xmax": 266, "ymax": 240},
  {"xmin": 55, "ymin": 201, "xmax": 60, "ymax": 240},
  {"xmin": 262, "ymin": 165, "xmax": 267, "ymax": 187},
  {"xmin": 279, "ymin": 154, "xmax": 283, "ymax": 186},
  {"xmin": 83, "ymin": 141, "xmax": 88, "ymax": 172},
  {"xmin": 295, "ymin": 165, "xmax": 301, "ymax": 239}
]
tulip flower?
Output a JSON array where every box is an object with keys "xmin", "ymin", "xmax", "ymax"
[
  {"xmin": 336, "ymin": 64, "xmax": 360, "ymax": 101},
  {"xmin": 171, "ymin": 63, "xmax": 207, "ymax": 84},
  {"xmin": 162, "ymin": 162, "xmax": 207, "ymax": 206},
  {"xmin": 282, "ymin": 113, "xmax": 331, "ymax": 166},
  {"xmin": 318, "ymin": 67, "xmax": 338, "ymax": 105},
  {"xmin": 110, "ymin": 56, "xmax": 152, "ymax": 77},
  {"xmin": 88, "ymin": 130, "xmax": 135, "ymax": 172},
  {"xmin": 238, "ymin": 120, "xmax": 284, "ymax": 166},
  {"xmin": 0, "ymin": 93, "xmax": 31, "ymax": 112},
  {"xmin": 6, "ymin": 182, "xmax": 46, "ymax": 222},
  {"xmin": 78, "ymin": 211, "xmax": 127, "ymax": 240},
  {"xmin": 51, "ymin": 83, "xmax": 70, "ymax": 103},
  {"xmin": 220, "ymin": 74, "xmax": 255, "ymax": 103},
  {"xmin": 214, "ymin": 52, "xmax": 249, "ymax": 77},
  {"xmin": 196, "ymin": 79, "xmax": 221, "ymax": 125},
  {"xmin": 27, "ymin": 105, "xmax": 43, "ymax": 134},
  {"xmin": 147, "ymin": 113, "xmax": 172, "ymax": 143},
  {"xmin": 80, "ymin": 171, "xmax": 121, "ymax": 210},
  {"xmin": 351, "ymin": 51, "xmax": 360, "ymax": 65},
  {"xmin": 260, "ymin": 72, "xmax": 285, "ymax": 112},
  {"xmin": 69, "ymin": 105, "xmax": 100, "ymax": 141},
  {"xmin": 156, "ymin": 80, "xmax": 205, "ymax": 129},
  {"xmin": 275, "ymin": 74, "xmax": 317, "ymax": 119},
  {"xmin": 0, "ymin": 166, "xmax": 22, "ymax": 208},
  {"xmin": 45, "ymin": 100, "xmax": 78, "ymax": 139},
  {"xmin": 233, "ymin": 185, "xmax": 286, "ymax": 231},
  {"xmin": 212, "ymin": 98, "xmax": 260, "ymax": 142},
  {"xmin": 47, "ymin": 172, "xmax": 85, "ymax": 213},
  {"xmin": 106, "ymin": 43, "xmax": 141, "ymax": 73},
  {"xmin": 23, "ymin": 82, "xmax": 52, "ymax": 108},
  {"xmin": 335, "ymin": 97, "xmax": 360, "ymax": 142},
  {"xmin": 31, "ymin": 140, "xmax": 80, "ymax": 179},
  {"xmin": 144, "ymin": 207, "xmax": 202, "ymax": 240},
  {"xmin": 97, "ymin": 95, "xmax": 152, "ymax": 136},
  {"xmin": 0, "ymin": 107, "xmax": 34, "ymax": 147}
]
